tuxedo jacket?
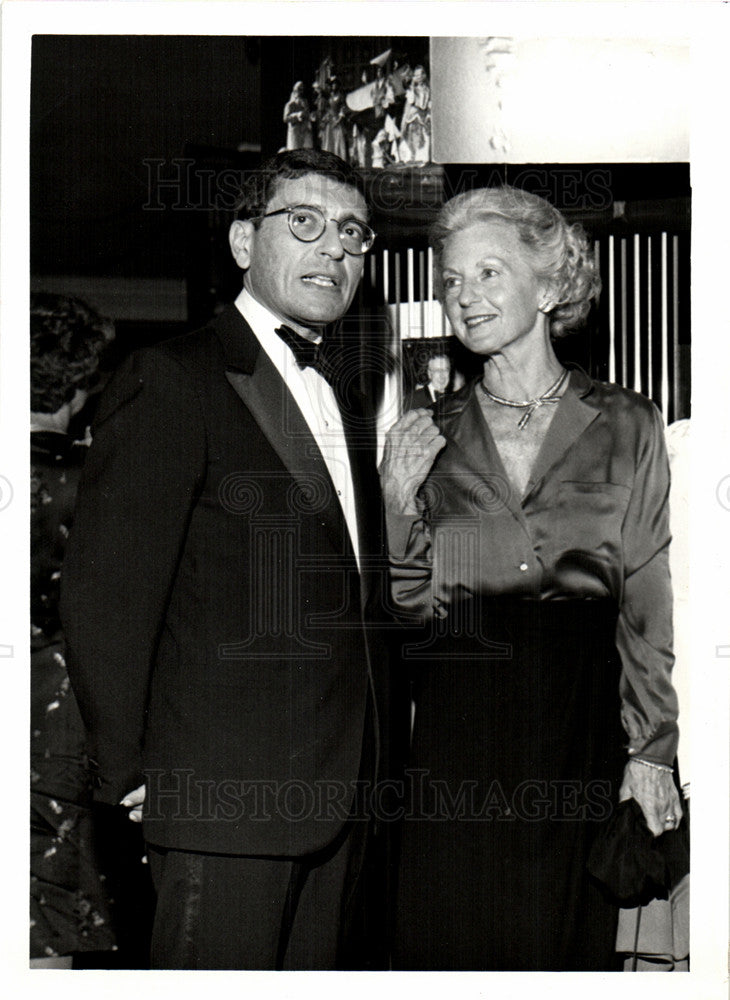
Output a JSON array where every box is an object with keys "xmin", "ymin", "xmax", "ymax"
[
  {"xmin": 61, "ymin": 305, "xmax": 401, "ymax": 857},
  {"xmin": 406, "ymin": 386, "xmax": 437, "ymax": 410}
]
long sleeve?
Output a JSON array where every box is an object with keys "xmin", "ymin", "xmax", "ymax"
[
  {"xmin": 616, "ymin": 403, "xmax": 679, "ymax": 766},
  {"xmin": 385, "ymin": 509, "xmax": 437, "ymax": 620},
  {"xmin": 59, "ymin": 349, "xmax": 207, "ymax": 804}
]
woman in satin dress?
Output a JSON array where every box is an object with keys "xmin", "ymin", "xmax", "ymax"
[{"xmin": 380, "ymin": 187, "xmax": 682, "ymax": 970}]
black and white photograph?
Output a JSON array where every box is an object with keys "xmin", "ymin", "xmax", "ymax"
[{"xmin": 1, "ymin": 1, "xmax": 728, "ymax": 995}]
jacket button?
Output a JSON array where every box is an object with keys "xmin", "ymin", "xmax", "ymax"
[{"xmin": 519, "ymin": 562, "xmax": 528, "ymax": 572}]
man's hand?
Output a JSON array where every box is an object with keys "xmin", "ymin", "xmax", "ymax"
[
  {"xmin": 380, "ymin": 409, "xmax": 446, "ymax": 515},
  {"xmin": 120, "ymin": 783, "xmax": 146, "ymax": 823},
  {"xmin": 619, "ymin": 760, "xmax": 682, "ymax": 837}
]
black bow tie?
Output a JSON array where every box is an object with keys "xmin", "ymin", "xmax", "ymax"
[{"xmin": 275, "ymin": 325, "xmax": 339, "ymax": 386}]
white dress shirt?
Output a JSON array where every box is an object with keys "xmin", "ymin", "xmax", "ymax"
[{"xmin": 234, "ymin": 287, "xmax": 361, "ymax": 569}]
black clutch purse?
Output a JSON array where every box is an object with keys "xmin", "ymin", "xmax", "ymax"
[{"xmin": 587, "ymin": 798, "xmax": 690, "ymax": 908}]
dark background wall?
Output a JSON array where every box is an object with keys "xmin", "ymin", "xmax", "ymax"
[
  {"xmin": 31, "ymin": 35, "xmax": 262, "ymax": 280},
  {"xmin": 30, "ymin": 35, "xmax": 430, "ymax": 283}
]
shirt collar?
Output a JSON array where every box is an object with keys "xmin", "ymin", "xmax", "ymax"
[
  {"xmin": 234, "ymin": 286, "xmax": 322, "ymax": 348},
  {"xmin": 565, "ymin": 365, "xmax": 594, "ymax": 399}
]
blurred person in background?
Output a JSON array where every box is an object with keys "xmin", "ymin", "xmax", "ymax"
[{"xmin": 30, "ymin": 292, "xmax": 154, "ymax": 968}]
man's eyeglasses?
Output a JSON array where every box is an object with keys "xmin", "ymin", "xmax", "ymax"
[{"xmin": 255, "ymin": 205, "xmax": 376, "ymax": 256}]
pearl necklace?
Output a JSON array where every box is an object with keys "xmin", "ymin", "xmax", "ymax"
[{"xmin": 480, "ymin": 368, "xmax": 569, "ymax": 429}]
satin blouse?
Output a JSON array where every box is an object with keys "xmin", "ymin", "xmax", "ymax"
[{"xmin": 387, "ymin": 369, "xmax": 679, "ymax": 766}]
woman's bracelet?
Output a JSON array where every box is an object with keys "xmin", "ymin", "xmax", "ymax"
[{"xmin": 629, "ymin": 756, "xmax": 674, "ymax": 774}]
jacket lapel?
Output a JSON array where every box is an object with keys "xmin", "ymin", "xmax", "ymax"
[
  {"xmin": 441, "ymin": 386, "xmax": 525, "ymax": 521},
  {"xmin": 342, "ymin": 386, "xmax": 382, "ymax": 604},
  {"xmin": 214, "ymin": 305, "xmax": 350, "ymax": 559},
  {"xmin": 523, "ymin": 368, "xmax": 600, "ymax": 502}
]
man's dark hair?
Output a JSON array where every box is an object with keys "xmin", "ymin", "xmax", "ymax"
[{"xmin": 235, "ymin": 148, "xmax": 369, "ymax": 223}]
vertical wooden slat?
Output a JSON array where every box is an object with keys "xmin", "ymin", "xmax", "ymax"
[
  {"xmin": 672, "ymin": 235, "xmax": 680, "ymax": 422},
  {"xmin": 407, "ymin": 248, "xmax": 415, "ymax": 340},
  {"xmin": 376, "ymin": 247, "xmax": 399, "ymax": 456},
  {"xmin": 646, "ymin": 236, "xmax": 653, "ymax": 406},
  {"xmin": 620, "ymin": 238, "xmax": 628, "ymax": 387},
  {"xmin": 418, "ymin": 250, "xmax": 425, "ymax": 338},
  {"xmin": 660, "ymin": 233, "xmax": 669, "ymax": 419},
  {"xmin": 427, "ymin": 246, "xmax": 434, "ymax": 338},
  {"xmin": 608, "ymin": 235, "xmax": 616, "ymax": 383},
  {"xmin": 633, "ymin": 233, "xmax": 641, "ymax": 394}
]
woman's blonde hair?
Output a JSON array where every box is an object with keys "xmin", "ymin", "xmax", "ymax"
[{"xmin": 432, "ymin": 186, "xmax": 601, "ymax": 338}]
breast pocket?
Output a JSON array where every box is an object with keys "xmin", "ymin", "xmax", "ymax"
[
  {"xmin": 559, "ymin": 480, "xmax": 631, "ymax": 495},
  {"xmin": 554, "ymin": 481, "xmax": 632, "ymax": 556}
]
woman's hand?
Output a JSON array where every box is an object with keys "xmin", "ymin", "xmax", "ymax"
[
  {"xmin": 380, "ymin": 409, "xmax": 446, "ymax": 515},
  {"xmin": 120, "ymin": 783, "xmax": 146, "ymax": 823},
  {"xmin": 619, "ymin": 760, "xmax": 683, "ymax": 837}
]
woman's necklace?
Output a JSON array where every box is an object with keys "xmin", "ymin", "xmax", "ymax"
[{"xmin": 480, "ymin": 368, "xmax": 569, "ymax": 429}]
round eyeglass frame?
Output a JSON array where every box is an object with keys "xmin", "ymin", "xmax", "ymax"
[{"xmin": 255, "ymin": 204, "xmax": 376, "ymax": 255}]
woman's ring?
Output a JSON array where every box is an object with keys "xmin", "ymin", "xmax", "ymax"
[{"xmin": 664, "ymin": 814, "xmax": 676, "ymax": 825}]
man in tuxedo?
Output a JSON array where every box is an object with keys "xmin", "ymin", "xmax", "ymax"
[
  {"xmin": 60, "ymin": 149, "xmax": 401, "ymax": 969},
  {"xmin": 407, "ymin": 352, "xmax": 451, "ymax": 409}
]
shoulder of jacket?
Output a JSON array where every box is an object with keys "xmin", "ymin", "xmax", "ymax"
[
  {"xmin": 579, "ymin": 374, "xmax": 660, "ymax": 420},
  {"xmin": 93, "ymin": 327, "xmax": 217, "ymax": 429}
]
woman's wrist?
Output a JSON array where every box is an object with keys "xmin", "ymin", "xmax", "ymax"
[
  {"xmin": 627, "ymin": 756, "xmax": 673, "ymax": 774},
  {"xmin": 382, "ymin": 483, "xmax": 420, "ymax": 517}
]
